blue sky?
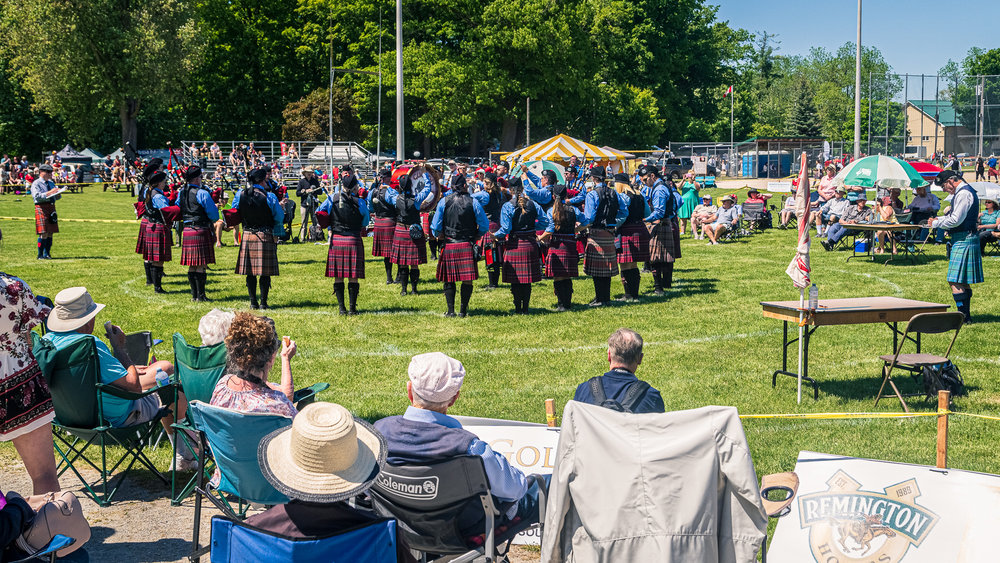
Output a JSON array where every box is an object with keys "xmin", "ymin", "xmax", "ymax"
[{"xmin": 712, "ymin": 0, "xmax": 998, "ymax": 76}]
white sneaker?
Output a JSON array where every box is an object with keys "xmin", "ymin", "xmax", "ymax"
[
  {"xmin": 175, "ymin": 454, "xmax": 199, "ymax": 472},
  {"xmin": 706, "ymin": 241, "xmax": 714, "ymax": 246}
]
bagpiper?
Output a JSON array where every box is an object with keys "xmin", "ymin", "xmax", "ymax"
[
  {"xmin": 579, "ymin": 167, "xmax": 628, "ymax": 307},
  {"xmin": 491, "ymin": 182, "xmax": 549, "ymax": 314},
  {"xmin": 140, "ymin": 167, "xmax": 173, "ymax": 294},
  {"xmin": 431, "ymin": 174, "xmax": 488, "ymax": 317},
  {"xmin": 387, "ymin": 169, "xmax": 434, "ymax": 295},
  {"xmin": 614, "ymin": 173, "xmax": 651, "ymax": 302},
  {"xmin": 318, "ymin": 175, "xmax": 369, "ymax": 315},
  {"xmin": 30, "ymin": 163, "xmax": 60, "ymax": 260},
  {"xmin": 233, "ymin": 168, "xmax": 284, "ymax": 309},
  {"xmin": 178, "ymin": 166, "xmax": 219, "ymax": 301},
  {"xmin": 539, "ymin": 184, "xmax": 583, "ymax": 311}
]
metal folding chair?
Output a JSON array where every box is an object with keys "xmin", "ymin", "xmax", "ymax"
[{"xmin": 875, "ymin": 312, "xmax": 964, "ymax": 412}]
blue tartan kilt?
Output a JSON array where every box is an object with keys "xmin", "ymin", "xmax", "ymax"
[{"xmin": 947, "ymin": 231, "xmax": 984, "ymax": 284}]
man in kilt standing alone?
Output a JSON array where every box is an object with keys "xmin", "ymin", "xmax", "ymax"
[
  {"xmin": 431, "ymin": 175, "xmax": 489, "ymax": 317},
  {"xmin": 179, "ymin": 166, "xmax": 219, "ymax": 301},
  {"xmin": 233, "ymin": 168, "xmax": 284, "ymax": 309},
  {"xmin": 579, "ymin": 167, "xmax": 628, "ymax": 307},
  {"xmin": 31, "ymin": 164, "xmax": 60, "ymax": 260},
  {"xmin": 318, "ymin": 175, "xmax": 369, "ymax": 315},
  {"xmin": 928, "ymin": 170, "xmax": 984, "ymax": 323}
]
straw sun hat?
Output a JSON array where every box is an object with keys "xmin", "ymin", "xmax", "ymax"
[{"xmin": 258, "ymin": 402, "xmax": 386, "ymax": 502}]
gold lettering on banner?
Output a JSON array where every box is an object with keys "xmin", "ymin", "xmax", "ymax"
[
  {"xmin": 516, "ymin": 446, "xmax": 540, "ymax": 467},
  {"xmin": 490, "ymin": 439, "xmax": 515, "ymax": 464},
  {"xmin": 543, "ymin": 446, "xmax": 555, "ymax": 469}
]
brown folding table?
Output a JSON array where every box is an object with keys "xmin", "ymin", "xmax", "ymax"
[{"xmin": 760, "ymin": 297, "xmax": 949, "ymax": 399}]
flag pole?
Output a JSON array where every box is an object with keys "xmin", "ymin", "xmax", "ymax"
[{"xmin": 797, "ymin": 287, "xmax": 804, "ymax": 404}]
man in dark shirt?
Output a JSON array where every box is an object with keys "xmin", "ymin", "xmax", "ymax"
[
  {"xmin": 573, "ymin": 328, "xmax": 665, "ymax": 413},
  {"xmin": 296, "ymin": 168, "xmax": 323, "ymax": 241}
]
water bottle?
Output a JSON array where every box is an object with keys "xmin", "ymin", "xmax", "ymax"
[
  {"xmin": 155, "ymin": 368, "xmax": 170, "ymax": 388},
  {"xmin": 808, "ymin": 283, "xmax": 819, "ymax": 311}
]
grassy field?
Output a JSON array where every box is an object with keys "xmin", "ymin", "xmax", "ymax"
[{"xmin": 1, "ymin": 186, "xmax": 999, "ymax": 485}]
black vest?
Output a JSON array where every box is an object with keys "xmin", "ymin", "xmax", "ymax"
[
  {"xmin": 623, "ymin": 192, "xmax": 645, "ymax": 224},
  {"xmin": 373, "ymin": 416, "xmax": 478, "ymax": 466},
  {"xmin": 371, "ymin": 186, "xmax": 398, "ymax": 219},
  {"xmin": 395, "ymin": 192, "xmax": 420, "ymax": 226},
  {"xmin": 330, "ymin": 192, "xmax": 364, "ymax": 235},
  {"xmin": 143, "ymin": 188, "xmax": 165, "ymax": 224},
  {"xmin": 443, "ymin": 193, "xmax": 479, "ymax": 243},
  {"xmin": 949, "ymin": 184, "xmax": 980, "ymax": 234},
  {"xmin": 180, "ymin": 185, "xmax": 211, "ymax": 228},
  {"xmin": 552, "ymin": 204, "xmax": 576, "ymax": 234},
  {"xmin": 239, "ymin": 186, "xmax": 273, "ymax": 232},
  {"xmin": 511, "ymin": 202, "xmax": 537, "ymax": 233},
  {"xmin": 482, "ymin": 190, "xmax": 503, "ymax": 224},
  {"xmin": 592, "ymin": 186, "xmax": 619, "ymax": 228}
]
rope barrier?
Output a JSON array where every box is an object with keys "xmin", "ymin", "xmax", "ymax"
[{"xmin": 739, "ymin": 410, "xmax": 1000, "ymax": 422}]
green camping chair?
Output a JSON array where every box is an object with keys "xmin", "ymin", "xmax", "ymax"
[{"xmin": 31, "ymin": 332, "xmax": 172, "ymax": 507}]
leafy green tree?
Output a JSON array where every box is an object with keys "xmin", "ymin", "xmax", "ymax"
[
  {"xmin": 0, "ymin": 58, "xmax": 67, "ymax": 157},
  {"xmin": 281, "ymin": 86, "xmax": 364, "ymax": 141}
]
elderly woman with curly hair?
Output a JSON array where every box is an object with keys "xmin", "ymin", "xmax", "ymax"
[{"xmin": 210, "ymin": 312, "xmax": 297, "ymax": 417}]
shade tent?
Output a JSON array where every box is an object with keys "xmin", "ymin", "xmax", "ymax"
[
  {"xmin": 504, "ymin": 134, "xmax": 624, "ymax": 163},
  {"xmin": 601, "ymin": 146, "xmax": 635, "ymax": 159},
  {"xmin": 54, "ymin": 144, "xmax": 91, "ymax": 165},
  {"xmin": 79, "ymin": 148, "xmax": 105, "ymax": 163}
]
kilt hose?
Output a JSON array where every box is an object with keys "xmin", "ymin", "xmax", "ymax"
[
  {"xmin": 371, "ymin": 217, "xmax": 396, "ymax": 257},
  {"xmin": 436, "ymin": 242, "xmax": 479, "ymax": 282},
  {"xmin": 181, "ymin": 227, "xmax": 216, "ymax": 266},
  {"xmin": 584, "ymin": 228, "xmax": 619, "ymax": 277},
  {"xmin": 326, "ymin": 233, "xmax": 366, "ymax": 279},
  {"xmin": 502, "ymin": 232, "xmax": 542, "ymax": 284},
  {"xmin": 648, "ymin": 221, "xmax": 676, "ymax": 264},
  {"xmin": 617, "ymin": 222, "xmax": 651, "ymax": 264},
  {"xmin": 34, "ymin": 204, "xmax": 58, "ymax": 234},
  {"xmin": 947, "ymin": 231, "xmax": 984, "ymax": 285},
  {"xmin": 546, "ymin": 233, "xmax": 579, "ymax": 278},
  {"xmin": 142, "ymin": 221, "xmax": 173, "ymax": 263},
  {"xmin": 236, "ymin": 230, "xmax": 279, "ymax": 276},
  {"xmin": 136, "ymin": 217, "xmax": 148, "ymax": 254},
  {"xmin": 389, "ymin": 223, "xmax": 427, "ymax": 266}
]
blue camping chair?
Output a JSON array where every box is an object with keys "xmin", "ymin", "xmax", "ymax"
[
  {"xmin": 10, "ymin": 535, "xmax": 75, "ymax": 563},
  {"xmin": 207, "ymin": 515, "xmax": 397, "ymax": 563},
  {"xmin": 187, "ymin": 401, "xmax": 292, "ymax": 561}
]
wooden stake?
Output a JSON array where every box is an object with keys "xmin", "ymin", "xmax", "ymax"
[
  {"xmin": 545, "ymin": 399, "xmax": 556, "ymax": 427},
  {"xmin": 936, "ymin": 390, "xmax": 950, "ymax": 469}
]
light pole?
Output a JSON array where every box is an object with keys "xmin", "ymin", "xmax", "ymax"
[
  {"xmin": 395, "ymin": 0, "xmax": 404, "ymax": 162},
  {"xmin": 853, "ymin": 0, "xmax": 862, "ymax": 159}
]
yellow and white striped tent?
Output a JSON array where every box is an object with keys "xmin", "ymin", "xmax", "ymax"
[{"xmin": 504, "ymin": 134, "xmax": 624, "ymax": 163}]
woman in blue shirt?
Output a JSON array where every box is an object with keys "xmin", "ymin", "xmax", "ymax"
[
  {"xmin": 539, "ymin": 185, "xmax": 583, "ymax": 311},
  {"xmin": 140, "ymin": 169, "xmax": 173, "ymax": 294},
  {"xmin": 491, "ymin": 184, "xmax": 549, "ymax": 314},
  {"xmin": 977, "ymin": 196, "xmax": 1000, "ymax": 251},
  {"xmin": 233, "ymin": 168, "xmax": 285, "ymax": 309}
]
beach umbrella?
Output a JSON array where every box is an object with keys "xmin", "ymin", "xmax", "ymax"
[
  {"xmin": 523, "ymin": 160, "xmax": 567, "ymax": 181},
  {"xmin": 784, "ymin": 152, "xmax": 811, "ymax": 404},
  {"xmin": 969, "ymin": 182, "xmax": 1000, "ymax": 203},
  {"xmin": 832, "ymin": 155, "xmax": 928, "ymax": 190}
]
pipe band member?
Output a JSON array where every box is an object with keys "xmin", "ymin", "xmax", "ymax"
[
  {"xmin": 540, "ymin": 184, "xmax": 583, "ymax": 312},
  {"xmin": 491, "ymin": 181, "xmax": 549, "ymax": 314},
  {"xmin": 431, "ymin": 174, "xmax": 489, "ymax": 318},
  {"xmin": 579, "ymin": 167, "xmax": 628, "ymax": 307},
  {"xmin": 234, "ymin": 168, "xmax": 285, "ymax": 309},
  {"xmin": 31, "ymin": 163, "xmax": 60, "ymax": 260},
  {"xmin": 640, "ymin": 165, "xmax": 678, "ymax": 295},
  {"xmin": 136, "ymin": 158, "xmax": 165, "ymax": 280},
  {"xmin": 472, "ymin": 172, "xmax": 508, "ymax": 289},
  {"xmin": 179, "ymin": 166, "xmax": 219, "ymax": 301},
  {"xmin": 141, "ymin": 168, "xmax": 173, "ymax": 294},
  {"xmin": 319, "ymin": 175, "xmax": 369, "ymax": 315},
  {"xmin": 615, "ymin": 173, "xmax": 651, "ymax": 302},
  {"xmin": 368, "ymin": 168, "xmax": 400, "ymax": 284},
  {"xmin": 929, "ymin": 170, "xmax": 983, "ymax": 323},
  {"xmin": 387, "ymin": 171, "xmax": 434, "ymax": 296}
]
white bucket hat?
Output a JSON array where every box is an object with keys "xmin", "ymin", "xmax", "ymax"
[
  {"xmin": 46, "ymin": 287, "xmax": 105, "ymax": 332},
  {"xmin": 259, "ymin": 402, "xmax": 386, "ymax": 502}
]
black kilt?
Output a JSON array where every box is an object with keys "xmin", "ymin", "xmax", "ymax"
[
  {"xmin": 389, "ymin": 223, "xmax": 427, "ymax": 266},
  {"xmin": 502, "ymin": 233, "xmax": 542, "ymax": 284},
  {"xmin": 236, "ymin": 230, "xmax": 279, "ymax": 276},
  {"xmin": 584, "ymin": 228, "xmax": 619, "ymax": 277},
  {"xmin": 371, "ymin": 217, "xmax": 396, "ymax": 257},
  {"xmin": 436, "ymin": 242, "xmax": 479, "ymax": 282},
  {"xmin": 180, "ymin": 227, "xmax": 215, "ymax": 266},
  {"xmin": 135, "ymin": 217, "xmax": 148, "ymax": 254},
  {"xmin": 142, "ymin": 221, "xmax": 173, "ymax": 263},
  {"xmin": 34, "ymin": 204, "xmax": 58, "ymax": 234},
  {"xmin": 617, "ymin": 222, "xmax": 650, "ymax": 264},
  {"xmin": 546, "ymin": 233, "xmax": 579, "ymax": 278},
  {"xmin": 648, "ymin": 221, "xmax": 676, "ymax": 264},
  {"xmin": 326, "ymin": 233, "xmax": 365, "ymax": 279}
]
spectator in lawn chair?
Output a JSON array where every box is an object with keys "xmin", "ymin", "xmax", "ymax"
[
  {"xmin": 250, "ymin": 401, "xmax": 416, "ymax": 562},
  {"xmin": 573, "ymin": 328, "xmax": 664, "ymax": 413},
  {"xmin": 779, "ymin": 191, "xmax": 797, "ymax": 228},
  {"xmin": 821, "ymin": 193, "xmax": 874, "ymax": 250},
  {"xmin": 43, "ymin": 287, "xmax": 197, "ymax": 470},
  {"xmin": 702, "ymin": 195, "xmax": 739, "ymax": 245},
  {"xmin": 198, "ymin": 309, "xmax": 235, "ymax": 347},
  {"xmin": 210, "ymin": 312, "xmax": 296, "ymax": 417},
  {"xmin": 977, "ymin": 195, "xmax": 1000, "ymax": 252},
  {"xmin": 374, "ymin": 353, "xmax": 547, "ymax": 534},
  {"xmin": 818, "ymin": 187, "xmax": 850, "ymax": 237},
  {"xmin": 905, "ymin": 184, "xmax": 941, "ymax": 241},
  {"xmin": 692, "ymin": 194, "xmax": 718, "ymax": 238}
]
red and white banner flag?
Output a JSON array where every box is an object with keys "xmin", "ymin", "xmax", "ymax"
[
  {"xmin": 785, "ymin": 152, "xmax": 811, "ymax": 288},
  {"xmin": 723, "ymin": 85, "xmax": 733, "ymax": 98}
]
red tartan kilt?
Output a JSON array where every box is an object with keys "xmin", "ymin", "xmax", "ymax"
[
  {"xmin": 326, "ymin": 234, "xmax": 365, "ymax": 279},
  {"xmin": 436, "ymin": 242, "xmax": 479, "ymax": 282},
  {"xmin": 142, "ymin": 221, "xmax": 173, "ymax": 263},
  {"xmin": 420, "ymin": 213, "xmax": 432, "ymax": 237},
  {"xmin": 34, "ymin": 204, "xmax": 58, "ymax": 234},
  {"xmin": 236, "ymin": 231, "xmax": 279, "ymax": 276},
  {"xmin": 180, "ymin": 227, "xmax": 216, "ymax": 266},
  {"xmin": 371, "ymin": 217, "xmax": 396, "ymax": 257},
  {"xmin": 479, "ymin": 221, "xmax": 501, "ymax": 253},
  {"xmin": 389, "ymin": 224, "xmax": 427, "ymax": 266},
  {"xmin": 502, "ymin": 235, "xmax": 542, "ymax": 283},
  {"xmin": 135, "ymin": 217, "xmax": 148, "ymax": 254},
  {"xmin": 575, "ymin": 232, "xmax": 587, "ymax": 257},
  {"xmin": 584, "ymin": 228, "xmax": 619, "ymax": 277},
  {"xmin": 546, "ymin": 233, "xmax": 579, "ymax": 278},
  {"xmin": 617, "ymin": 222, "xmax": 651, "ymax": 264}
]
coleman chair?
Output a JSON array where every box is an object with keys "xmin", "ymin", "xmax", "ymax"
[
  {"xmin": 369, "ymin": 456, "xmax": 547, "ymax": 563},
  {"xmin": 741, "ymin": 201, "xmax": 770, "ymax": 233},
  {"xmin": 188, "ymin": 401, "xmax": 292, "ymax": 562},
  {"xmin": 31, "ymin": 333, "xmax": 172, "ymax": 507},
  {"xmin": 10, "ymin": 535, "xmax": 76, "ymax": 563},
  {"xmin": 875, "ymin": 312, "xmax": 965, "ymax": 412},
  {"xmin": 204, "ymin": 514, "xmax": 396, "ymax": 563}
]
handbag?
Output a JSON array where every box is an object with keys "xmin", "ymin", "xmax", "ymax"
[
  {"xmin": 408, "ymin": 223, "xmax": 425, "ymax": 241},
  {"xmin": 17, "ymin": 491, "xmax": 90, "ymax": 557}
]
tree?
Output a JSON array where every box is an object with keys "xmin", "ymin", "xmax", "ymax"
[
  {"xmin": 0, "ymin": 58, "xmax": 67, "ymax": 156},
  {"xmin": 785, "ymin": 77, "xmax": 821, "ymax": 137},
  {"xmin": 0, "ymin": 0, "xmax": 203, "ymax": 148},
  {"xmin": 282, "ymin": 86, "xmax": 363, "ymax": 141}
]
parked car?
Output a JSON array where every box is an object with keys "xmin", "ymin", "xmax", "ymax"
[{"xmin": 659, "ymin": 157, "xmax": 694, "ymax": 180}]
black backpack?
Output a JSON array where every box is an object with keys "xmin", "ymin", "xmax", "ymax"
[
  {"xmin": 587, "ymin": 377, "xmax": 650, "ymax": 414},
  {"xmin": 921, "ymin": 361, "xmax": 966, "ymax": 399}
]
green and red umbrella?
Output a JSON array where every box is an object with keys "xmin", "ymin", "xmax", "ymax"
[{"xmin": 832, "ymin": 155, "xmax": 929, "ymax": 190}]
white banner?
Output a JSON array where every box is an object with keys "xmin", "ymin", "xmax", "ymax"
[{"xmin": 767, "ymin": 451, "xmax": 1000, "ymax": 562}]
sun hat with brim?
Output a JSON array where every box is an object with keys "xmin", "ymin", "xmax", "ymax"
[
  {"xmin": 47, "ymin": 287, "xmax": 105, "ymax": 332},
  {"xmin": 259, "ymin": 402, "xmax": 386, "ymax": 503}
]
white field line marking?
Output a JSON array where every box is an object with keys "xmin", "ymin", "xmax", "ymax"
[{"xmin": 830, "ymin": 268, "xmax": 904, "ymax": 295}]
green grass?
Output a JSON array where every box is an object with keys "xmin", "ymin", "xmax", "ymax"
[{"xmin": 2, "ymin": 187, "xmax": 1000, "ymax": 483}]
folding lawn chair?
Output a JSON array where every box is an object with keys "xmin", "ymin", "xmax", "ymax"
[
  {"xmin": 741, "ymin": 201, "xmax": 769, "ymax": 233},
  {"xmin": 205, "ymin": 514, "xmax": 396, "ymax": 563},
  {"xmin": 370, "ymin": 456, "xmax": 547, "ymax": 563},
  {"xmin": 31, "ymin": 333, "xmax": 172, "ymax": 507},
  {"xmin": 875, "ymin": 311, "xmax": 965, "ymax": 413},
  {"xmin": 10, "ymin": 534, "xmax": 76, "ymax": 563},
  {"xmin": 188, "ymin": 401, "xmax": 292, "ymax": 561}
]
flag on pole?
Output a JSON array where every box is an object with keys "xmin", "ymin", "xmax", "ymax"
[
  {"xmin": 723, "ymin": 85, "xmax": 733, "ymax": 98},
  {"xmin": 785, "ymin": 152, "xmax": 811, "ymax": 288}
]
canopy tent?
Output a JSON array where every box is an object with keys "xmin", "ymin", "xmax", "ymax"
[
  {"xmin": 79, "ymin": 148, "xmax": 105, "ymax": 163},
  {"xmin": 504, "ymin": 134, "xmax": 624, "ymax": 163},
  {"xmin": 601, "ymin": 146, "xmax": 635, "ymax": 159},
  {"xmin": 54, "ymin": 144, "xmax": 91, "ymax": 165}
]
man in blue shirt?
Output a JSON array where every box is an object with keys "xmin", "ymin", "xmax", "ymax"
[
  {"xmin": 374, "ymin": 353, "xmax": 546, "ymax": 534},
  {"xmin": 573, "ymin": 328, "xmax": 665, "ymax": 414},
  {"xmin": 31, "ymin": 163, "xmax": 61, "ymax": 259}
]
